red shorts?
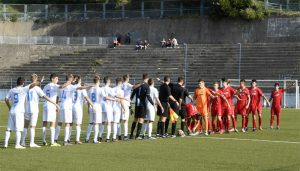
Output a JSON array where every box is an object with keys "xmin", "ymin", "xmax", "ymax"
[
  {"xmin": 211, "ymin": 106, "xmax": 222, "ymax": 117},
  {"xmin": 235, "ymin": 102, "xmax": 247, "ymax": 116},
  {"xmin": 222, "ymin": 105, "xmax": 234, "ymax": 116},
  {"xmin": 271, "ymin": 106, "xmax": 281, "ymax": 116},
  {"xmin": 247, "ymin": 105, "xmax": 262, "ymax": 115}
]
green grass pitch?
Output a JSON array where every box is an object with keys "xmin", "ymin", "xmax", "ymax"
[{"xmin": 0, "ymin": 102, "xmax": 299, "ymax": 171}]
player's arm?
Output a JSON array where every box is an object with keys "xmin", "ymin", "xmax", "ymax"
[
  {"xmin": 220, "ymin": 95, "xmax": 231, "ymax": 109},
  {"xmin": 5, "ymin": 97, "xmax": 11, "ymax": 110},
  {"xmin": 59, "ymin": 81, "xmax": 72, "ymax": 88},
  {"xmin": 246, "ymin": 95, "xmax": 250, "ymax": 109},
  {"xmin": 146, "ymin": 88, "xmax": 154, "ymax": 106},
  {"xmin": 104, "ymin": 95, "xmax": 116, "ymax": 101},
  {"xmin": 155, "ymin": 97, "xmax": 164, "ymax": 113},
  {"xmin": 84, "ymin": 96, "xmax": 96, "ymax": 112},
  {"xmin": 42, "ymin": 95, "xmax": 60, "ymax": 110},
  {"xmin": 156, "ymin": 78, "xmax": 164, "ymax": 84},
  {"xmin": 262, "ymin": 95, "xmax": 270, "ymax": 107},
  {"xmin": 132, "ymin": 83, "xmax": 143, "ymax": 90},
  {"xmin": 130, "ymin": 88, "xmax": 136, "ymax": 101}
]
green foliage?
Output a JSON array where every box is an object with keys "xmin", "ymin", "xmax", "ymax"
[{"xmin": 210, "ymin": 0, "xmax": 268, "ymax": 20}]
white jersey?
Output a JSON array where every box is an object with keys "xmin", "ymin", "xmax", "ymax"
[
  {"xmin": 121, "ymin": 82, "xmax": 133, "ymax": 106},
  {"xmin": 73, "ymin": 85, "xmax": 88, "ymax": 109},
  {"xmin": 147, "ymin": 86, "xmax": 158, "ymax": 110},
  {"xmin": 88, "ymin": 86, "xmax": 104, "ymax": 105},
  {"xmin": 25, "ymin": 86, "xmax": 45, "ymax": 114},
  {"xmin": 102, "ymin": 86, "xmax": 114, "ymax": 112},
  {"xmin": 43, "ymin": 83, "xmax": 60, "ymax": 110},
  {"xmin": 113, "ymin": 85, "xmax": 124, "ymax": 111},
  {"xmin": 59, "ymin": 84, "xmax": 77, "ymax": 110},
  {"xmin": 6, "ymin": 85, "xmax": 30, "ymax": 114}
]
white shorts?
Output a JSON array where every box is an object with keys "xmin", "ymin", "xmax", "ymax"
[
  {"xmin": 121, "ymin": 106, "xmax": 130, "ymax": 121},
  {"xmin": 72, "ymin": 107, "xmax": 83, "ymax": 125},
  {"xmin": 7, "ymin": 113, "xmax": 24, "ymax": 132},
  {"xmin": 145, "ymin": 106, "xmax": 156, "ymax": 121},
  {"xmin": 25, "ymin": 112, "xmax": 39, "ymax": 126},
  {"xmin": 103, "ymin": 112, "xmax": 113, "ymax": 123},
  {"xmin": 43, "ymin": 107, "xmax": 56, "ymax": 122},
  {"xmin": 60, "ymin": 108, "xmax": 72, "ymax": 124},
  {"xmin": 113, "ymin": 109, "xmax": 121, "ymax": 123},
  {"xmin": 89, "ymin": 106, "xmax": 102, "ymax": 124}
]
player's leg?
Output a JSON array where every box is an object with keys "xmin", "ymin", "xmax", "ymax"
[
  {"xmin": 29, "ymin": 113, "xmax": 40, "ymax": 147},
  {"xmin": 74, "ymin": 109, "xmax": 83, "ymax": 144},
  {"xmin": 276, "ymin": 107, "xmax": 281, "ymax": 129},
  {"xmin": 270, "ymin": 108, "xmax": 275, "ymax": 129},
  {"xmin": 4, "ymin": 114, "xmax": 14, "ymax": 148},
  {"xmin": 258, "ymin": 107, "xmax": 263, "ymax": 130},
  {"xmin": 211, "ymin": 115, "xmax": 217, "ymax": 134},
  {"xmin": 15, "ymin": 113, "xmax": 26, "ymax": 149},
  {"xmin": 85, "ymin": 109, "xmax": 94, "ymax": 143},
  {"xmin": 204, "ymin": 114, "xmax": 209, "ymax": 135},
  {"xmin": 135, "ymin": 117, "xmax": 144, "ymax": 139},
  {"xmin": 141, "ymin": 120, "xmax": 148, "ymax": 139},
  {"xmin": 68, "ymin": 123, "xmax": 73, "ymax": 143},
  {"xmin": 130, "ymin": 108, "xmax": 138, "ymax": 139},
  {"xmin": 217, "ymin": 115, "xmax": 224, "ymax": 134},
  {"xmin": 21, "ymin": 118, "xmax": 30, "ymax": 146},
  {"xmin": 54, "ymin": 122, "xmax": 62, "ymax": 142},
  {"xmin": 42, "ymin": 109, "xmax": 48, "ymax": 145}
]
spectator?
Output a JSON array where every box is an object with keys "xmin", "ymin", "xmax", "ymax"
[
  {"xmin": 166, "ymin": 39, "xmax": 172, "ymax": 48},
  {"xmin": 142, "ymin": 40, "xmax": 149, "ymax": 50},
  {"xmin": 135, "ymin": 40, "xmax": 143, "ymax": 50},
  {"xmin": 116, "ymin": 32, "xmax": 122, "ymax": 44},
  {"xmin": 171, "ymin": 37, "xmax": 179, "ymax": 48},
  {"xmin": 124, "ymin": 33, "xmax": 131, "ymax": 45},
  {"xmin": 161, "ymin": 38, "xmax": 166, "ymax": 48},
  {"xmin": 113, "ymin": 37, "xmax": 120, "ymax": 48}
]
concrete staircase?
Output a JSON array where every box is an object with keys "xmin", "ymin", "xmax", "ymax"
[{"xmin": 0, "ymin": 43, "xmax": 299, "ymax": 90}]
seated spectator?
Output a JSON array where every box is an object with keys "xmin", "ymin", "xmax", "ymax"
[
  {"xmin": 161, "ymin": 38, "xmax": 166, "ymax": 48},
  {"xmin": 171, "ymin": 37, "xmax": 179, "ymax": 48},
  {"xmin": 135, "ymin": 40, "xmax": 143, "ymax": 50},
  {"xmin": 113, "ymin": 38, "xmax": 119, "ymax": 48},
  {"xmin": 124, "ymin": 33, "xmax": 131, "ymax": 45},
  {"xmin": 166, "ymin": 39, "xmax": 172, "ymax": 48},
  {"xmin": 142, "ymin": 40, "xmax": 149, "ymax": 50}
]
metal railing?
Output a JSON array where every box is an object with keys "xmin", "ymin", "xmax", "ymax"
[{"xmin": 266, "ymin": 0, "xmax": 300, "ymax": 12}]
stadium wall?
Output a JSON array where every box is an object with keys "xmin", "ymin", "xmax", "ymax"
[{"xmin": 0, "ymin": 16, "xmax": 299, "ymax": 44}]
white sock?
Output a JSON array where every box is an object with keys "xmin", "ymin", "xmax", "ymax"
[
  {"xmin": 99, "ymin": 124, "xmax": 104, "ymax": 138},
  {"xmin": 21, "ymin": 128, "xmax": 27, "ymax": 145},
  {"xmin": 16, "ymin": 131, "xmax": 21, "ymax": 146},
  {"xmin": 76, "ymin": 126, "xmax": 81, "ymax": 142},
  {"xmin": 93, "ymin": 124, "xmax": 99, "ymax": 142},
  {"xmin": 30, "ymin": 128, "xmax": 35, "ymax": 144},
  {"xmin": 124, "ymin": 122, "xmax": 128, "ymax": 137},
  {"xmin": 106, "ymin": 124, "xmax": 111, "ymax": 140},
  {"xmin": 117, "ymin": 123, "xmax": 121, "ymax": 136},
  {"xmin": 42, "ymin": 127, "xmax": 46, "ymax": 143},
  {"xmin": 68, "ymin": 126, "xmax": 72, "ymax": 141},
  {"xmin": 4, "ymin": 131, "xmax": 10, "ymax": 147},
  {"xmin": 113, "ymin": 123, "xmax": 117, "ymax": 139},
  {"xmin": 86, "ymin": 124, "xmax": 93, "ymax": 141},
  {"xmin": 148, "ymin": 122, "xmax": 153, "ymax": 137},
  {"xmin": 54, "ymin": 125, "xmax": 61, "ymax": 140},
  {"xmin": 50, "ymin": 127, "xmax": 55, "ymax": 144},
  {"xmin": 64, "ymin": 126, "xmax": 70, "ymax": 142},
  {"xmin": 141, "ymin": 123, "xmax": 147, "ymax": 136}
]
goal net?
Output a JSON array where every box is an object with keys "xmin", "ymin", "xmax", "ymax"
[{"xmin": 225, "ymin": 79, "xmax": 299, "ymax": 109}]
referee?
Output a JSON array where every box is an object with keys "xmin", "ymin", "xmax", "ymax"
[
  {"xmin": 156, "ymin": 76, "xmax": 179, "ymax": 138},
  {"xmin": 130, "ymin": 74, "xmax": 154, "ymax": 140},
  {"xmin": 179, "ymin": 82, "xmax": 193, "ymax": 136}
]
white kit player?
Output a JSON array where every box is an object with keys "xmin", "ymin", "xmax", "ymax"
[
  {"xmin": 4, "ymin": 77, "xmax": 40, "ymax": 149},
  {"xmin": 21, "ymin": 74, "xmax": 59, "ymax": 148},
  {"xmin": 99, "ymin": 76, "xmax": 116, "ymax": 143},
  {"xmin": 86, "ymin": 75, "xmax": 104, "ymax": 144},
  {"xmin": 141, "ymin": 78, "xmax": 164, "ymax": 139},
  {"xmin": 71, "ymin": 75, "xmax": 95, "ymax": 144},
  {"xmin": 119, "ymin": 74, "xmax": 133, "ymax": 140},
  {"xmin": 112, "ymin": 78, "xmax": 126, "ymax": 142}
]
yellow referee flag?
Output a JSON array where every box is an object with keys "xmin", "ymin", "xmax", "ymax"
[{"xmin": 169, "ymin": 108, "xmax": 179, "ymax": 123}]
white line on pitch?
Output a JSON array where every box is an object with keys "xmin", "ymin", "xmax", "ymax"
[{"xmin": 187, "ymin": 136, "xmax": 300, "ymax": 144}]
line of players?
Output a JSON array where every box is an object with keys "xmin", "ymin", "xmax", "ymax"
[{"xmin": 3, "ymin": 73, "xmax": 289, "ymax": 149}]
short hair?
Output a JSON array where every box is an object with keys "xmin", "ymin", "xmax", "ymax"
[
  {"xmin": 274, "ymin": 82, "xmax": 280, "ymax": 87},
  {"xmin": 164, "ymin": 76, "xmax": 170, "ymax": 82},
  {"xmin": 251, "ymin": 79, "xmax": 257, "ymax": 83},
  {"xmin": 17, "ymin": 77, "xmax": 25, "ymax": 86},
  {"xmin": 240, "ymin": 79, "xmax": 246, "ymax": 83},
  {"xmin": 221, "ymin": 78, "xmax": 228, "ymax": 83},
  {"xmin": 104, "ymin": 76, "xmax": 110, "ymax": 84},
  {"xmin": 31, "ymin": 73, "xmax": 38, "ymax": 81},
  {"xmin": 66, "ymin": 74, "xmax": 73, "ymax": 81},
  {"xmin": 148, "ymin": 78, "xmax": 154, "ymax": 85},
  {"xmin": 123, "ymin": 74, "xmax": 129, "ymax": 81},
  {"xmin": 198, "ymin": 79, "xmax": 204, "ymax": 83},
  {"xmin": 177, "ymin": 77, "xmax": 184, "ymax": 83},
  {"xmin": 74, "ymin": 75, "xmax": 81, "ymax": 80},
  {"xmin": 116, "ymin": 78, "xmax": 122, "ymax": 84},
  {"xmin": 93, "ymin": 75, "xmax": 100, "ymax": 83},
  {"xmin": 142, "ymin": 73, "xmax": 149, "ymax": 80},
  {"xmin": 50, "ymin": 73, "xmax": 58, "ymax": 81},
  {"xmin": 213, "ymin": 81, "xmax": 219, "ymax": 85}
]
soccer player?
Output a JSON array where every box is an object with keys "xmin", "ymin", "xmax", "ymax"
[
  {"xmin": 235, "ymin": 79, "xmax": 251, "ymax": 132},
  {"xmin": 210, "ymin": 82, "xmax": 230, "ymax": 134},
  {"xmin": 119, "ymin": 74, "xmax": 133, "ymax": 141},
  {"xmin": 179, "ymin": 83, "xmax": 193, "ymax": 136},
  {"xmin": 21, "ymin": 74, "xmax": 59, "ymax": 148},
  {"xmin": 156, "ymin": 76, "xmax": 179, "ymax": 138},
  {"xmin": 220, "ymin": 78, "xmax": 238, "ymax": 133},
  {"xmin": 4, "ymin": 77, "xmax": 40, "ymax": 149},
  {"xmin": 141, "ymin": 78, "xmax": 164, "ymax": 139},
  {"xmin": 71, "ymin": 75, "xmax": 95, "ymax": 144},
  {"xmin": 99, "ymin": 76, "xmax": 116, "ymax": 142},
  {"xmin": 193, "ymin": 79, "xmax": 215, "ymax": 136},
  {"xmin": 268, "ymin": 82, "xmax": 294, "ymax": 129},
  {"xmin": 247, "ymin": 79, "xmax": 270, "ymax": 131},
  {"xmin": 130, "ymin": 74, "xmax": 154, "ymax": 140}
]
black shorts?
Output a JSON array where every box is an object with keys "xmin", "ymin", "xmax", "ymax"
[
  {"xmin": 179, "ymin": 106, "xmax": 187, "ymax": 118},
  {"xmin": 169, "ymin": 101, "xmax": 179, "ymax": 114},
  {"xmin": 157, "ymin": 102, "xmax": 169, "ymax": 117},
  {"xmin": 135, "ymin": 106, "xmax": 146, "ymax": 118}
]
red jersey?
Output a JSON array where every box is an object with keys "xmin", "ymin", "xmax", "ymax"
[
  {"xmin": 221, "ymin": 86, "xmax": 236, "ymax": 106},
  {"xmin": 248, "ymin": 87, "xmax": 263, "ymax": 107},
  {"xmin": 271, "ymin": 89, "xmax": 285, "ymax": 107},
  {"xmin": 211, "ymin": 89, "xmax": 223, "ymax": 108},
  {"xmin": 236, "ymin": 87, "xmax": 250, "ymax": 102}
]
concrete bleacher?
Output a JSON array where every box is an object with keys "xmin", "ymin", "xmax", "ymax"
[{"xmin": 0, "ymin": 43, "xmax": 299, "ymax": 90}]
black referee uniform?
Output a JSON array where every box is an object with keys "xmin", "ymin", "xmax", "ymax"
[{"xmin": 179, "ymin": 87, "xmax": 190, "ymax": 132}]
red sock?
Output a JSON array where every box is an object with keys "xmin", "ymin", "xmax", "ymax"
[
  {"xmin": 227, "ymin": 118, "xmax": 230, "ymax": 131},
  {"xmin": 270, "ymin": 115, "xmax": 274, "ymax": 126},
  {"xmin": 242, "ymin": 117, "xmax": 245, "ymax": 128},
  {"xmin": 277, "ymin": 114, "xmax": 280, "ymax": 127},
  {"xmin": 212, "ymin": 120, "xmax": 217, "ymax": 131},
  {"xmin": 245, "ymin": 117, "xmax": 249, "ymax": 127},
  {"xmin": 208, "ymin": 119, "xmax": 211, "ymax": 130},
  {"xmin": 218, "ymin": 120, "xmax": 223, "ymax": 130},
  {"xmin": 253, "ymin": 118, "xmax": 257, "ymax": 129},
  {"xmin": 259, "ymin": 117, "xmax": 262, "ymax": 128}
]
